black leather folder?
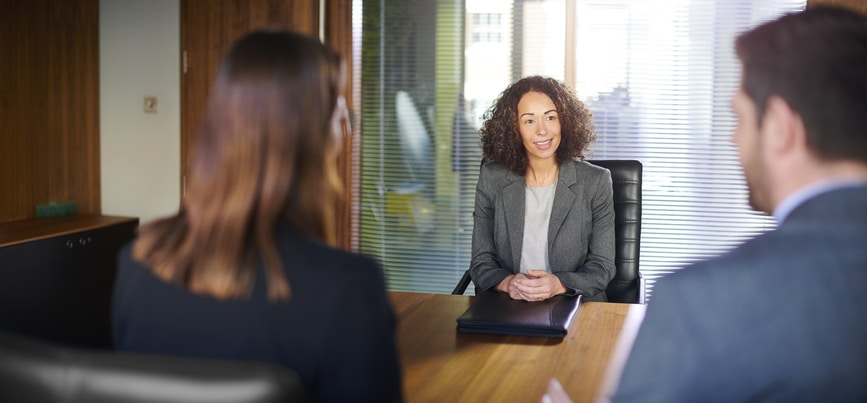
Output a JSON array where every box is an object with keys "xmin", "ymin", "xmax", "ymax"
[{"xmin": 456, "ymin": 291, "xmax": 582, "ymax": 337}]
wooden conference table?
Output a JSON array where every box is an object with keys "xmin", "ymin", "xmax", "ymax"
[{"xmin": 389, "ymin": 292, "xmax": 647, "ymax": 403}]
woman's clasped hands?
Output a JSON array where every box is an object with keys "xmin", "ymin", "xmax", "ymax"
[{"xmin": 497, "ymin": 270, "xmax": 567, "ymax": 301}]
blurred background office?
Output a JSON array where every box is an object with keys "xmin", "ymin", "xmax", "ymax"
[{"xmin": 6, "ymin": 0, "xmax": 866, "ymax": 302}]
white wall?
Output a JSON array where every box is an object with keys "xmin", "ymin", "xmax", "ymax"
[{"xmin": 100, "ymin": 0, "xmax": 180, "ymax": 225}]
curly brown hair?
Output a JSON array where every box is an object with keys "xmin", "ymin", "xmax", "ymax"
[{"xmin": 479, "ymin": 76, "xmax": 596, "ymax": 175}]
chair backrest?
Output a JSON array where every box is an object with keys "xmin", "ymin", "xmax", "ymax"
[
  {"xmin": 0, "ymin": 330, "xmax": 305, "ymax": 403},
  {"xmin": 588, "ymin": 159, "xmax": 643, "ymax": 304}
]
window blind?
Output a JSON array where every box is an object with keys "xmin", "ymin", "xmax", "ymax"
[{"xmin": 354, "ymin": 0, "xmax": 806, "ymax": 297}]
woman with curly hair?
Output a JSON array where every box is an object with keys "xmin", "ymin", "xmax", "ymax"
[{"xmin": 469, "ymin": 75, "xmax": 615, "ymax": 302}]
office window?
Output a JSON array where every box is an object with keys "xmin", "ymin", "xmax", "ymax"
[
  {"xmin": 354, "ymin": 0, "xmax": 806, "ymax": 296},
  {"xmin": 471, "ymin": 13, "xmax": 505, "ymax": 43}
]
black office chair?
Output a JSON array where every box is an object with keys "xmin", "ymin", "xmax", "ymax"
[
  {"xmin": 452, "ymin": 159, "xmax": 644, "ymax": 304},
  {"xmin": 0, "ymin": 330, "xmax": 305, "ymax": 403}
]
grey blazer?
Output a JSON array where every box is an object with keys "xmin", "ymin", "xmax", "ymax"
[
  {"xmin": 469, "ymin": 160, "xmax": 616, "ymax": 301},
  {"xmin": 614, "ymin": 186, "xmax": 867, "ymax": 402}
]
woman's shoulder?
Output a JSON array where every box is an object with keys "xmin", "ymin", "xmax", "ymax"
[
  {"xmin": 479, "ymin": 161, "xmax": 521, "ymax": 186},
  {"xmin": 275, "ymin": 225, "xmax": 381, "ymax": 272},
  {"xmin": 273, "ymin": 229, "xmax": 390, "ymax": 306},
  {"xmin": 568, "ymin": 159, "xmax": 608, "ymax": 174},
  {"xmin": 116, "ymin": 241, "xmax": 149, "ymax": 275},
  {"xmin": 113, "ymin": 240, "xmax": 171, "ymax": 300},
  {"xmin": 560, "ymin": 159, "xmax": 610, "ymax": 184},
  {"xmin": 480, "ymin": 161, "xmax": 510, "ymax": 175}
]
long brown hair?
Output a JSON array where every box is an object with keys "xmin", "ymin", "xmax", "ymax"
[{"xmin": 133, "ymin": 30, "xmax": 345, "ymax": 301}]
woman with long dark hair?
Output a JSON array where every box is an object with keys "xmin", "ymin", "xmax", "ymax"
[{"xmin": 112, "ymin": 30, "xmax": 403, "ymax": 402}]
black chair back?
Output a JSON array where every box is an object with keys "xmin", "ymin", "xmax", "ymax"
[
  {"xmin": 588, "ymin": 160, "xmax": 643, "ymax": 304},
  {"xmin": 0, "ymin": 330, "xmax": 305, "ymax": 403},
  {"xmin": 452, "ymin": 159, "xmax": 644, "ymax": 304}
]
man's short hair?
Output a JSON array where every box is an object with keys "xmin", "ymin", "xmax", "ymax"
[{"xmin": 736, "ymin": 6, "xmax": 867, "ymax": 163}]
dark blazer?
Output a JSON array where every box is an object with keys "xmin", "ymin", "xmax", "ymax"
[
  {"xmin": 112, "ymin": 223, "xmax": 403, "ymax": 403},
  {"xmin": 469, "ymin": 160, "xmax": 616, "ymax": 301},
  {"xmin": 614, "ymin": 186, "xmax": 867, "ymax": 402}
]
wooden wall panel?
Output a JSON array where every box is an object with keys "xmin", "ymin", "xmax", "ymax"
[
  {"xmin": 181, "ymin": 0, "xmax": 360, "ymax": 249},
  {"xmin": 0, "ymin": 0, "xmax": 99, "ymax": 223},
  {"xmin": 808, "ymin": 0, "xmax": 867, "ymax": 14},
  {"xmin": 181, "ymin": 0, "xmax": 319, "ymax": 194},
  {"xmin": 325, "ymin": 0, "xmax": 356, "ymax": 250},
  {"xmin": 0, "ymin": 1, "xmax": 31, "ymax": 222}
]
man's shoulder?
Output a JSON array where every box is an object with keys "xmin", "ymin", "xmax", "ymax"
[
  {"xmin": 788, "ymin": 185, "xmax": 867, "ymax": 224},
  {"xmin": 655, "ymin": 218, "xmax": 867, "ymax": 312},
  {"xmin": 650, "ymin": 233, "xmax": 795, "ymax": 306}
]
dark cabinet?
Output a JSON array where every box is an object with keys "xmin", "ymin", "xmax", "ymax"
[{"xmin": 0, "ymin": 215, "xmax": 138, "ymax": 349}]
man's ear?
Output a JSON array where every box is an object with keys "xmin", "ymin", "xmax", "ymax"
[{"xmin": 762, "ymin": 95, "xmax": 805, "ymax": 156}]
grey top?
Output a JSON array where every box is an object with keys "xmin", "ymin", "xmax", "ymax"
[{"xmin": 520, "ymin": 182, "xmax": 556, "ymax": 273}]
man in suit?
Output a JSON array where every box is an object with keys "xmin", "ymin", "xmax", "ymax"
[{"xmin": 543, "ymin": 6, "xmax": 867, "ymax": 403}]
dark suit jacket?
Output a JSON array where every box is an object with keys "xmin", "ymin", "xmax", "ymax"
[
  {"xmin": 614, "ymin": 186, "xmax": 867, "ymax": 402},
  {"xmin": 112, "ymin": 223, "xmax": 403, "ymax": 403},
  {"xmin": 469, "ymin": 160, "xmax": 616, "ymax": 301}
]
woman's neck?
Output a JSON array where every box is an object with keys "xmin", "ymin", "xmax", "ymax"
[{"xmin": 525, "ymin": 160, "xmax": 559, "ymax": 187}]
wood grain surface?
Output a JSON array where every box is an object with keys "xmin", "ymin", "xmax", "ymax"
[{"xmin": 390, "ymin": 292, "xmax": 646, "ymax": 403}]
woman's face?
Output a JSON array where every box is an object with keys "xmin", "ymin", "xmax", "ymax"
[
  {"xmin": 329, "ymin": 95, "xmax": 349, "ymax": 156},
  {"xmin": 517, "ymin": 91, "xmax": 561, "ymax": 163}
]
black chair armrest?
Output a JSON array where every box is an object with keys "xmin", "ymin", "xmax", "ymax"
[{"xmin": 452, "ymin": 270, "xmax": 472, "ymax": 295}]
